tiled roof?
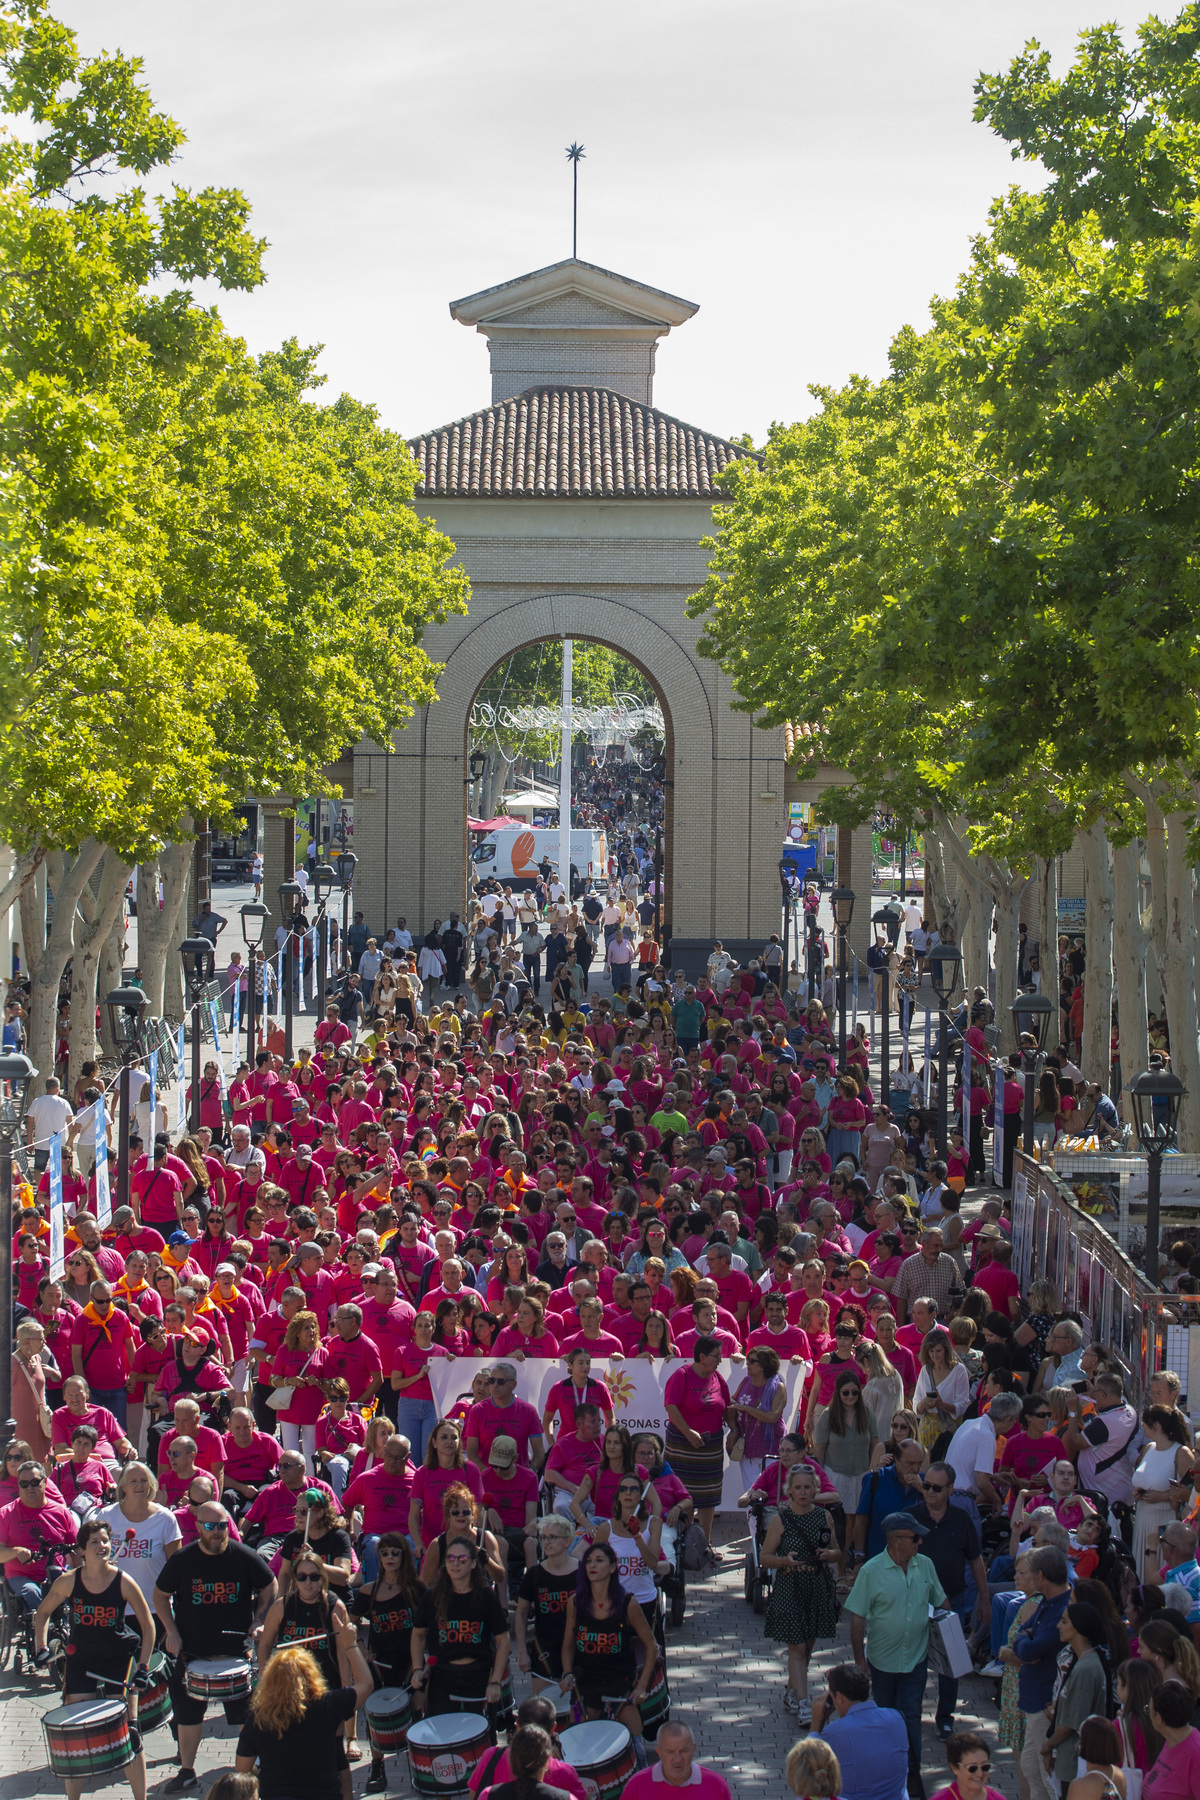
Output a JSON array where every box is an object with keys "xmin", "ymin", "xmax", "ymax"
[
  {"xmin": 408, "ymin": 386, "xmax": 752, "ymax": 500},
  {"xmin": 784, "ymin": 720, "xmax": 826, "ymax": 759}
]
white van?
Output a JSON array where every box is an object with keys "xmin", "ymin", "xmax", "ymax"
[{"xmin": 471, "ymin": 826, "xmax": 608, "ymax": 892}]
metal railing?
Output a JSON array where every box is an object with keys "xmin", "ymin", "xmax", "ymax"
[{"xmin": 1011, "ymin": 1151, "xmax": 1198, "ymax": 1411}]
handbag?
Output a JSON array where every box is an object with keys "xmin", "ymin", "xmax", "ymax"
[
  {"xmin": 726, "ymin": 1434, "xmax": 745, "ymax": 1462},
  {"xmin": 267, "ymin": 1352, "xmax": 313, "ymax": 1411},
  {"xmin": 17, "ymin": 1352, "xmax": 54, "ymax": 1441}
]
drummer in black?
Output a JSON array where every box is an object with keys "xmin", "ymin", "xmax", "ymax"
[
  {"xmin": 152, "ymin": 1501, "xmax": 275, "ymax": 1795},
  {"xmin": 560, "ymin": 1541, "xmax": 659, "ymax": 1752},
  {"xmin": 410, "ymin": 1534, "xmax": 509, "ymax": 1720},
  {"xmin": 33, "ymin": 1517, "xmax": 156, "ymax": 1800},
  {"xmin": 348, "ymin": 1531, "xmax": 424, "ymax": 1795},
  {"xmin": 515, "ymin": 1513, "xmax": 578, "ymax": 1683}
]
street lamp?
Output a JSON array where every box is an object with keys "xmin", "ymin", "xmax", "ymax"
[
  {"xmin": 1010, "ymin": 991, "xmax": 1055, "ymax": 1160},
  {"xmin": 311, "ymin": 864, "xmax": 337, "ymax": 1016},
  {"xmin": 179, "ymin": 937, "xmax": 213, "ymax": 1132},
  {"xmin": 831, "ymin": 886, "xmax": 855, "ymax": 1069},
  {"xmin": 334, "ymin": 852, "xmax": 356, "ymax": 976},
  {"xmin": 1128, "ymin": 1067, "xmax": 1186, "ymax": 1286},
  {"xmin": 928, "ymin": 941, "xmax": 963, "ymax": 1159},
  {"xmin": 240, "ymin": 901, "xmax": 271, "ymax": 1064},
  {"xmin": 872, "ymin": 900, "xmax": 903, "ymax": 1108},
  {"xmin": 277, "ymin": 880, "xmax": 302, "ymax": 1060},
  {"xmin": 0, "ymin": 1051, "xmax": 36, "ymax": 1454},
  {"xmin": 105, "ymin": 985, "xmax": 148, "ymax": 1214}
]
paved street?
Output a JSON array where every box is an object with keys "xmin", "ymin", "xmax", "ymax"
[{"xmin": 0, "ymin": 1513, "xmax": 1019, "ymax": 1800}]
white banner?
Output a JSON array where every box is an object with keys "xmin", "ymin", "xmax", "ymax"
[
  {"xmin": 425, "ymin": 1356, "xmax": 808, "ymax": 1511},
  {"xmin": 93, "ymin": 1098, "xmax": 111, "ymax": 1228},
  {"xmin": 48, "ymin": 1130, "xmax": 64, "ymax": 1279}
]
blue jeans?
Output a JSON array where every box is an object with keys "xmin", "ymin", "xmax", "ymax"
[
  {"xmin": 7, "ymin": 1576, "xmax": 43, "ymax": 1613},
  {"xmin": 89, "ymin": 1387, "xmax": 127, "ymax": 1427},
  {"xmin": 394, "ymin": 1397, "xmax": 437, "ymax": 1464},
  {"xmin": 990, "ymin": 1590, "xmax": 1025, "ymax": 1658},
  {"xmin": 869, "ymin": 1659, "xmax": 928, "ymax": 1800},
  {"xmin": 936, "ymin": 1591, "xmax": 973, "ymax": 1727}
]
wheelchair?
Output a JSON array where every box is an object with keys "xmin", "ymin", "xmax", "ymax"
[
  {"xmin": 743, "ymin": 1498, "xmax": 773, "ymax": 1615},
  {"xmin": 0, "ymin": 1544, "xmax": 73, "ymax": 1677}
]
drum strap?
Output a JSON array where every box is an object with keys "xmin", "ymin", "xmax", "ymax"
[{"xmin": 476, "ymin": 1747, "xmax": 505, "ymax": 1790}]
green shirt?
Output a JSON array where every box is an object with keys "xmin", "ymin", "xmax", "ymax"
[
  {"xmin": 1053, "ymin": 1650, "xmax": 1106, "ymax": 1780},
  {"xmin": 651, "ymin": 1108, "xmax": 689, "ymax": 1136},
  {"xmin": 672, "ymin": 1000, "xmax": 705, "ymax": 1037},
  {"xmin": 843, "ymin": 1549, "xmax": 945, "ymax": 1672}
]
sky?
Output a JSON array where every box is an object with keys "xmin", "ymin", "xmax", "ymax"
[{"xmin": 56, "ymin": 1, "xmax": 1146, "ymax": 447}]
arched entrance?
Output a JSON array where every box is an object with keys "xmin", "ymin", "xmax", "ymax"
[{"xmin": 462, "ymin": 618, "xmax": 677, "ymax": 921}]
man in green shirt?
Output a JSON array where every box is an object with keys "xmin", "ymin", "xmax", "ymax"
[
  {"xmin": 651, "ymin": 1099, "xmax": 689, "ymax": 1137},
  {"xmin": 844, "ymin": 1512, "xmax": 946, "ymax": 1800},
  {"xmin": 672, "ymin": 988, "xmax": 706, "ymax": 1052}
]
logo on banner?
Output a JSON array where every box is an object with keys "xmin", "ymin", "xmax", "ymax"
[{"xmin": 603, "ymin": 1369, "xmax": 637, "ymax": 1411}]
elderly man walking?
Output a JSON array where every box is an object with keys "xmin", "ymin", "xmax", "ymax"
[
  {"xmin": 844, "ymin": 1512, "xmax": 946, "ymax": 1800},
  {"xmin": 622, "ymin": 1723, "xmax": 732, "ymax": 1800}
]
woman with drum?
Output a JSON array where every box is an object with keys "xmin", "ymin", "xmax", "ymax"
[
  {"xmin": 592, "ymin": 1478, "xmax": 667, "ymax": 1616},
  {"xmin": 569, "ymin": 1424, "xmax": 662, "ymax": 1530},
  {"xmin": 277, "ymin": 1489, "xmax": 353, "ymax": 1595},
  {"xmin": 257, "ymin": 1547, "xmax": 353, "ymax": 1772},
  {"xmin": 761, "ymin": 1464, "xmax": 842, "ymax": 1724},
  {"xmin": 418, "ymin": 1481, "xmax": 506, "ymax": 1588},
  {"xmin": 348, "ymin": 1532, "xmax": 423, "ymax": 1795},
  {"xmin": 559, "ymin": 1541, "xmax": 660, "ymax": 1763},
  {"xmin": 235, "ymin": 1633, "xmax": 374, "ymax": 1800},
  {"xmin": 410, "ymin": 1535, "xmax": 509, "ymax": 1719},
  {"xmin": 515, "ymin": 1514, "xmax": 579, "ymax": 1690},
  {"xmin": 33, "ymin": 1517, "xmax": 156, "ymax": 1800}
]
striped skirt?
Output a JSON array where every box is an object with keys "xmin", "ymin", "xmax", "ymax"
[{"xmin": 664, "ymin": 1425, "xmax": 725, "ymax": 1508}]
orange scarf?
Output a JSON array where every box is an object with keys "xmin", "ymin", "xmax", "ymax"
[
  {"xmin": 114, "ymin": 1276, "xmax": 149, "ymax": 1302},
  {"xmin": 207, "ymin": 1285, "xmax": 241, "ymax": 1314},
  {"xmin": 81, "ymin": 1301, "xmax": 114, "ymax": 1340},
  {"xmin": 162, "ymin": 1245, "xmax": 191, "ymax": 1272}
]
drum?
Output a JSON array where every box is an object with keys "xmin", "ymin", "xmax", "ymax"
[
  {"xmin": 538, "ymin": 1682, "xmax": 576, "ymax": 1724},
  {"xmin": 558, "ymin": 1721, "xmax": 635, "ymax": 1800},
  {"xmin": 406, "ymin": 1712, "xmax": 491, "ymax": 1798},
  {"xmin": 636, "ymin": 1657, "xmax": 670, "ymax": 1736},
  {"xmin": 447, "ymin": 1670, "xmax": 514, "ymax": 1716},
  {"xmin": 43, "ymin": 1700, "xmax": 134, "ymax": 1778},
  {"xmin": 184, "ymin": 1656, "xmax": 253, "ymax": 1702},
  {"xmin": 365, "ymin": 1686, "xmax": 413, "ymax": 1753},
  {"xmin": 137, "ymin": 1651, "xmax": 172, "ymax": 1733}
]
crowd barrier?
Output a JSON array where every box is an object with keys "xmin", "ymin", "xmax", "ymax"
[
  {"xmin": 426, "ymin": 1356, "xmax": 811, "ymax": 1512},
  {"xmin": 1011, "ymin": 1150, "xmax": 1199, "ymax": 1416}
]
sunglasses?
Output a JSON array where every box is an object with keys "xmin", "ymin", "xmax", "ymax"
[
  {"xmin": 445, "ymin": 1553, "xmax": 471, "ymax": 1564},
  {"xmin": 295, "ymin": 1571, "xmax": 322, "ymax": 1583},
  {"xmin": 923, "ymin": 1481, "xmax": 949, "ymax": 1492},
  {"xmin": 18, "ymin": 1478, "xmax": 44, "ymax": 1489},
  {"xmin": 198, "ymin": 1520, "xmax": 227, "ymax": 1532},
  {"xmin": 487, "ymin": 1376, "xmax": 513, "ymax": 1385},
  {"xmin": 961, "ymin": 1765, "xmax": 991, "ymax": 1775}
]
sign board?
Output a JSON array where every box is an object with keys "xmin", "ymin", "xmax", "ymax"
[{"xmin": 1058, "ymin": 897, "xmax": 1086, "ymax": 934}]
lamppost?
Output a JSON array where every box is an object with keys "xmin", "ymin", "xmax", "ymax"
[
  {"xmin": 0, "ymin": 1051, "xmax": 36, "ymax": 1453},
  {"xmin": 928, "ymin": 941, "xmax": 963, "ymax": 1159},
  {"xmin": 469, "ymin": 746, "xmax": 487, "ymax": 816},
  {"xmin": 872, "ymin": 900, "xmax": 903, "ymax": 1108},
  {"xmin": 831, "ymin": 886, "xmax": 855, "ymax": 1069},
  {"xmin": 179, "ymin": 936, "xmax": 213, "ymax": 1132},
  {"xmin": 311, "ymin": 863, "xmax": 336, "ymax": 1017},
  {"xmin": 240, "ymin": 901, "xmax": 270, "ymax": 1062},
  {"xmin": 1010, "ymin": 991, "xmax": 1055, "ymax": 1157},
  {"xmin": 104, "ymin": 985, "xmax": 148, "ymax": 1213},
  {"xmin": 334, "ymin": 852, "xmax": 356, "ymax": 976},
  {"xmin": 1128, "ymin": 1067, "xmax": 1186, "ymax": 1286},
  {"xmin": 277, "ymin": 881, "xmax": 302, "ymax": 1060}
]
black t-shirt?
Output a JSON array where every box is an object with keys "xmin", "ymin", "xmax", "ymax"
[
  {"xmin": 910, "ymin": 1502, "xmax": 980, "ymax": 1599},
  {"xmin": 415, "ymin": 1586, "xmax": 506, "ymax": 1671},
  {"xmin": 156, "ymin": 1540, "xmax": 274, "ymax": 1658},
  {"xmin": 517, "ymin": 1563, "xmax": 577, "ymax": 1654},
  {"xmin": 238, "ymin": 1686, "xmax": 356, "ymax": 1800},
  {"xmin": 279, "ymin": 1526, "xmax": 352, "ymax": 1570},
  {"xmin": 349, "ymin": 1580, "xmax": 421, "ymax": 1676}
]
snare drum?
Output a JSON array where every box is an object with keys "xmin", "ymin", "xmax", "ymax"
[
  {"xmin": 636, "ymin": 1656, "xmax": 670, "ymax": 1735},
  {"xmin": 137, "ymin": 1651, "xmax": 172, "ymax": 1733},
  {"xmin": 406, "ymin": 1712, "xmax": 490, "ymax": 1798},
  {"xmin": 43, "ymin": 1700, "xmax": 134, "ymax": 1778},
  {"xmin": 448, "ymin": 1670, "xmax": 514, "ymax": 1716},
  {"xmin": 365, "ymin": 1686, "xmax": 412, "ymax": 1753},
  {"xmin": 184, "ymin": 1656, "xmax": 253, "ymax": 1703},
  {"xmin": 558, "ymin": 1721, "xmax": 636, "ymax": 1800}
]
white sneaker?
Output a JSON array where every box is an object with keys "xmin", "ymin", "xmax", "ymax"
[
  {"xmin": 783, "ymin": 1689, "xmax": 800, "ymax": 1714},
  {"xmin": 979, "ymin": 1660, "xmax": 1006, "ymax": 1679},
  {"xmin": 796, "ymin": 1699, "xmax": 812, "ymax": 1726}
]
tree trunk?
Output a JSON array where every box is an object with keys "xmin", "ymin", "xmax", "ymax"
[
  {"xmin": 162, "ymin": 892, "xmax": 188, "ymax": 1023},
  {"xmin": 1163, "ymin": 808, "xmax": 1200, "ymax": 1152},
  {"xmin": 1080, "ymin": 819, "xmax": 1115, "ymax": 1091},
  {"xmin": 69, "ymin": 851, "xmax": 132, "ymax": 1093},
  {"xmin": 1112, "ymin": 837, "xmax": 1148, "ymax": 1111},
  {"xmin": 98, "ymin": 913, "xmax": 127, "ymax": 1057},
  {"xmin": 136, "ymin": 843, "xmax": 192, "ymax": 1016},
  {"xmin": 26, "ymin": 840, "xmax": 106, "ymax": 1094},
  {"xmin": 1128, "ymin": 778, "xmax": 1169, "ymax": 1022},
  {"xmin": 989, "ymin": 870, "xmax": 1027, "ymax": 1054}
]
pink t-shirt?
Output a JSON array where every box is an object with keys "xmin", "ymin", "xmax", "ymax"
[
  {"xmin": 621, "ymin": 1766, "xmax": 733, "ymax": 1800},
  {"xmin": 1141, "ymin": 1727, "xmax": 1200, "ymax": 1800},
  {"xmin": 342, "ymin": 1461, "xmax": 415, "ymax": 1535},
  {"xmin": 663, "ymin": 1366, "xmax": 731, "ymax": 1435},
  {"xmin": 474, "ymin": 1757, "xmax": 586, "ymax": 1800},
  {"xmin": 391, "ymin": 1340, "xmax": 451, "ymax": 1402},
  {"xmin": 972, "ymin": 1261, "xmax": 1021, "ymax": 1313},
  {"xmin": 746, "ymin": 1323, "xmax": 812, "ymax": 1361}
]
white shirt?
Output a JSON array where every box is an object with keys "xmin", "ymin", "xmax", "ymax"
[
  {"xmin": 26, "ymin": 1092, "xmax": 74, "ymax": 1146},
  {"xmin": 945, "ymin": 1413, "xmax": 996, "ymax": 1494},
  {"xmin": 479, "ymin": 894, "xmax": 501, "ymax": 918},
  {"xmin": 98, "ymin": 1501, "xmax": 181, "ymax": 1608}
]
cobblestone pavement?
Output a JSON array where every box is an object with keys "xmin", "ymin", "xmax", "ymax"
[{"xmin": 0, "ymin": 1510, "xmax": 1019, "ymax": 1800}]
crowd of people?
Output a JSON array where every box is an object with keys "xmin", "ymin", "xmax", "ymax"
[{"xmin": 2, "ymin": 848, "xmax": 1199, "ymax": 1800}]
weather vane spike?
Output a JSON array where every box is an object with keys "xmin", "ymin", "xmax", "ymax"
[{"xmin": 566, "ymin": 142, "xmax": 585, "ymax": 259}]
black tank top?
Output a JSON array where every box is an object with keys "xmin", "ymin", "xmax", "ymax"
[
  {"xmin": 275, "ymin": 1593, "xmax": 339, "ymax": 1686},
  {"xmin": 67, "ymin": 1567, "xmax": 136, "ymax": 1663}
]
